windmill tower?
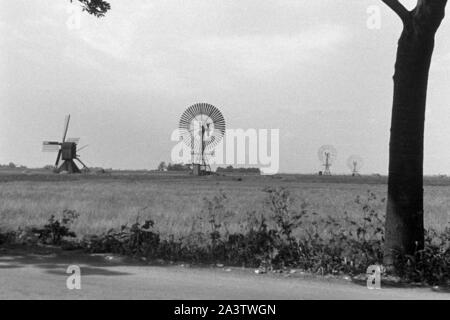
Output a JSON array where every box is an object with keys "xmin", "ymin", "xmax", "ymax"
[
  {"xmin": 42, "ymin": 115, "xmax": 89, "ymax": 174},
  {"xmin": 347, "ymin": 155, "xmax": 364, "ymax": 176},
  {"xmin": 318, "ymin": 145, "xmax": 337, "ymax": 175},
  {"xmin": 179, "ymin": 103, "xmax": 226, "ymax": 176}
]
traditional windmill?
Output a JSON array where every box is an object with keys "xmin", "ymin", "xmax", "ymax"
[{"xmin": 42, "ymin": 115, "xmax": 89, "ymax": 173}]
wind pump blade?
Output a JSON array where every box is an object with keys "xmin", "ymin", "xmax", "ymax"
[{"xmin": 62, "ymin": 114, "xmax": 70, "ymax": 143}]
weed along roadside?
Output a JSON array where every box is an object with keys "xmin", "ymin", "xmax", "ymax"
[{"xmin": 1, "ymin": 187, "xmax": 448, "ymax": 287}]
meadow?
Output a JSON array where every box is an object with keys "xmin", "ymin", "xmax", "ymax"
[{"xmin": 0, "ymin": 172, "xmax": 449, "ymax": 237}]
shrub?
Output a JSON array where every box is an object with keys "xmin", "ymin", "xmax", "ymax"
[
  {"xmin": 79, "ymin": 190, "xmax": 450, "ymax": 285},
  {"xmin": 0, "ymin": 227, "xmax": 7, "ymax": 245},
  {"xmin": 5, "ymin": 189, "xmax": 449, "ymax": 286},
  {"xmin": 31, "ymin": 209, "xmax": 79, "ymax": 245},
  {"xmin": 393, "ymin": 227, "xmax": 450, "ymax": 284},
  {"xmin": 84, "ymin": 219, "xmax": 160, "ymax": 258}
]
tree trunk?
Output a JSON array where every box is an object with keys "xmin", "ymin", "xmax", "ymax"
[{"xmin": 384, "ymin": 1, "xmax": 447, "ymax": 267}]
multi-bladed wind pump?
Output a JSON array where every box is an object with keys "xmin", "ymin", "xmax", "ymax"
[
  {"xmin": 347, "ymin": 155, "xmax": 364, "ymax": 176},
  {"xmin": 178, "ymin": 103, "xmax": 226, "ymax": 175},
  {"xmin": 318, "ymin": 145, "xmax": 337, "ymax": 176},
  {"xmin": 42, "ymin": 115, "xmax": 89, "ymax": 174}
]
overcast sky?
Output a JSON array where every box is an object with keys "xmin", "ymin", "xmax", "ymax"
[{"xmin": 0, "ymin": 0, "xmax": 449, "ymax": 174}]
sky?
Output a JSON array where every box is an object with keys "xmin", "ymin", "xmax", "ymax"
[{"xmin": 0, "ymin": 0, "xmax": 449, "ymax": 174}]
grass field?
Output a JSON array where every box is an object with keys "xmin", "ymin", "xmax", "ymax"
[{"xmin": 0, "ymin": 172, "xmax": 449, "ymax": 236}]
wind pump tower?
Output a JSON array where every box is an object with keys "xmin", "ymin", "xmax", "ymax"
[
  {"xmin": 347, "ymin": 155, "xmax": 364, "ymax": 176},
  {"xmin": 318, "ymin": 145, "xmax": 337, "ymax": 175},
  {"xmin": 42, "ymin": 115, "xmax": 89, "ymax": 174},
  {"xmin": 179, "ymin": 103, "xmax": 225, "ymax": 176}
]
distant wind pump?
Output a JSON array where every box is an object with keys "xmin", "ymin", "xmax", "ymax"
[
  {"xmin": 42, "ymin": 115, "xmax": 89, "ymax": 174},
  {"xmin": 318, "ymin": 145, "xmax": 337, "ymax": 175},
  {"xmin": 178, "ymin": 103, "xmax": 225, "ymax": 175},
  {"xmin": 347, "ymin": 155, "xmax": 364, "ymax": 176}
]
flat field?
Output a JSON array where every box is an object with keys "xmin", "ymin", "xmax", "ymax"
[{"xmin": 0, "ymin": 171, "xmax": 449, "ymax": 236}]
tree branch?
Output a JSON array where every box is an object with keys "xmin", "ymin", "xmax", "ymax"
[
  {"xmin": 382, "ymin": 0, "xmax": 411, "ymax": 22},
  {"xmin": 71, "ymin": 0, "xmax": 110, "ymax": 17}
]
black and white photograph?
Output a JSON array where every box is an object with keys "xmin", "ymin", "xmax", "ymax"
[{"xmin": 0, "ymin": 0, "xmax": 449, "ymax": 306}]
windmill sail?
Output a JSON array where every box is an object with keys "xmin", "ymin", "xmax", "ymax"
[
  {"xmin": 66, "ymin": 137, "xmax": 80, "ymax": 144},
  {"xmin": 42, "ymin": 141, "xmax": 61, "ymax": 152},
  {"xmin": 61, "ymin": 115, "xmax": 70, "ymax": 142}
]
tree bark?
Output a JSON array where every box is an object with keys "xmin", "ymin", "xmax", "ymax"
[{"xmin": 383, "ymin": 0, "xmax": 447, "ymax": 267}]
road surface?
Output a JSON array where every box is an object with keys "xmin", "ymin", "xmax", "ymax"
[{"xmin": 0, "ymin": 247, "xmax": 448, "ymax": 300}]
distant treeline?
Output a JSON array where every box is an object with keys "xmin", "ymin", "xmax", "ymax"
[
  {"xmin": 161, "ymin": 163, "xmax": 190, "ymax": 172},
  {"xmin": 157, "ymin": 162, "xmax": 261, "ymax": 174},
  {"xmin": 0, "ymin": 162, "xmax": 27, "ymax": 169},
  {"xmin": 216, "ymin": 166, "xmax": 261, "ymax": 174}
]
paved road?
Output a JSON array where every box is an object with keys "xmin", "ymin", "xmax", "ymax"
[{"xmin": 0, "ymin": 248, "xmax": 448, "ymax": 300}]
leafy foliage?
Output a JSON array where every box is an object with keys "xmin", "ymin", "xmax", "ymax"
[
  {"xmin": 83, "ymin": 219, "xmax": 160, "ymax": 257},
  {"xmin": 1, "ymin": 189, "xmax": 448, "ymax": 285},
  {"xmin": 0, "ymin": 228, "xmax": 12, "ymax": 245},
  {"xmin": 393, "ymin": 227, "xmax": 450, "ymax": 284},
  {"xmin": 72, "ymin": 0, "xmax": 110, "ymax": 17},
  {"xmin": 30, "ymin": 209, "xmax": 79, "ymax": 245}
]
